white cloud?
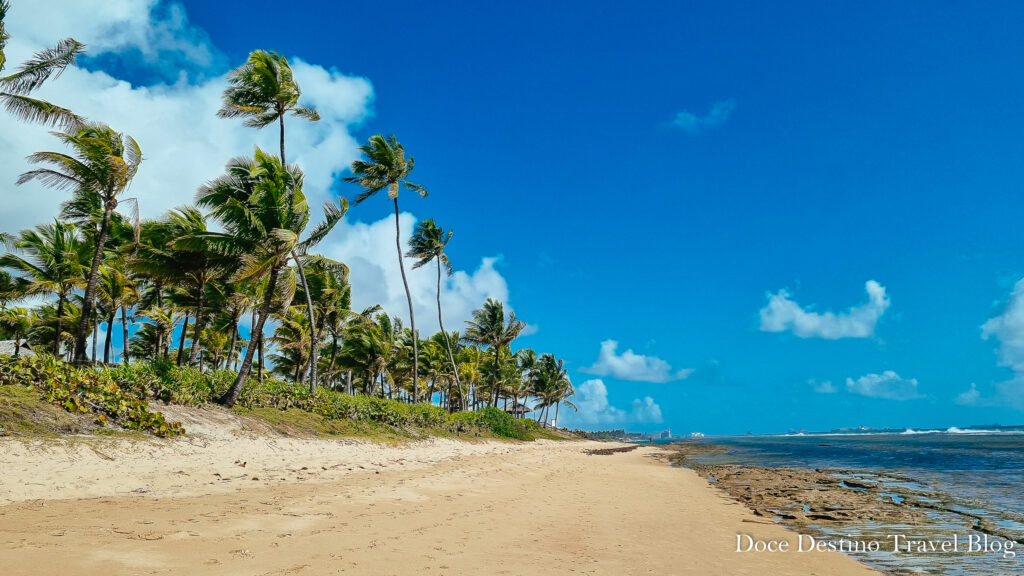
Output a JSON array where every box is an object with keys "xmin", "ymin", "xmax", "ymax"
[
  {"xmin": 320, "ymin": 212, "xmax": 510, "ymax": 336},
  {"xmin": 671, "ymin": 99, "xmax": 736, "ymax": 134},
  {"xmin": 759, "ymin": 280, "xmax": 890, "ymax": 340},
  {"xmin": 955, "ymin": 383, "xmax": 981, "ymax": 406},
  {"xmin": 982, "ymin": 279, "xmax": 1024, "ymax": 373},
  {"xmin": 976, "ymin": 279, "xmax": 1024, "ymax": 410},
  {"xmin": 0, "ymin": 0, "xmax": 517, "ymax": 340},
  {"xmin": 0, "ymin": 0, "xmax": 373, "ymax": 232},
  {"xmin": 810, "ymin": 379, "xmax": 837, "ymax": 394},
  {"xmin": 580, "ymin": 339, "xmax": 692, "ymax": 383},
  {"xmin": 845, "ymin": 371, "xmax": 920, "ymax": 400},
  {"xmin": 566, "ymin": 379, "xmax": 663, "ymax": 426}
]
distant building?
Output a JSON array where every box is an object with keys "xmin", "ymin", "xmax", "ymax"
[
  {"xmin": 0, "ymin": 340, "xmax": 34, "ymax": 358},
  {"xmin": 660, "ymin": 428, "xmax": 672, "ymax": 440},
  {"xmin": 690, "ymin": 432, "xmax": 705, "ymax": 438}
]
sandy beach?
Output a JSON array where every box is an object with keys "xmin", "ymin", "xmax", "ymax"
[{"xmin": 0, "ymin": 406, "xmax": 877, "ymax": 575}]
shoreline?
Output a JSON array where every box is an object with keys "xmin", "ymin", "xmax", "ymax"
[
  {"xmin": 663, "ymin": 440, "xmax": 1024, "ymax": 576},
  {"xmin": 0, "ymin": 407, "xmax": 877, "ymax": 575}
]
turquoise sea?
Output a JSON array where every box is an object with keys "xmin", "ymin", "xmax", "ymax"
[{"xmin": 684, "ymin": 431, "xmax": 1024, "ymax": 576}]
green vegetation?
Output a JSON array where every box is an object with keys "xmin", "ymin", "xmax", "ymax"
[
  {"xmin": 0, "ymin": 355, "xmax": 182, "ymax": 436},
  {"xmin": 0, "ymin": 354, "xmax": 571, "ymax": 441},
  {"xmin": 0, "ymin": 3, "xmax": 579, "ymax": 444}
]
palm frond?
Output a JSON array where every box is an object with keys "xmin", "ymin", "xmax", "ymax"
[
  {"xmin": 0, "ymin": 38, "xmax": 84, "ymax": 95},
  {"xmin": 0, "ymin": 92, "xmax": 82, "ymax": 128},
  {"xmin": 301, "ymin": 198, "xmax": 346, "ymax": 249}
]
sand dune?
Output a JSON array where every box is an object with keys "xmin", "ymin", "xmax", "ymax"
[{"xmin": 0, "ymin": 406, "xmax": 877, "ymax": 575}]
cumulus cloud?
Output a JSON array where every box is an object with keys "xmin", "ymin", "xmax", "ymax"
[
  {"xmin": 671, "ymin": 99, "xmax": 736, "ymax": 134},
  {"xmin": 320, "ymin": 212, "xmax": 511, "ymax": 335},
  {"xmin": 566, "ymin": 379, "xmax": 663, "ymax": 426},
  {"xmin": 975, "ymin": 279, "xmax": 1024, "ymax": 409},
  {"xmin": 759, "ymin": 280, "xmax": 890, "ymax": 340},
  {"xmin": 580, "ymin": 340, "xmax": 692, "ymax": 383},
  {"xmin": 0, "ymin": 0, "xmax": 373, "ymax": 232},
  {"xmin": 981, "ymin": 279, "xmax": 1024, "ymax": 373},
  {"xmin": 845, "ymin": 371, "xmax": 920, "ymax": 400},
  {"xmin": 955, "ymin": 383, "xmax": 981, "ymax": 406},
  {"xmin": 810, "ymin": 379, "xmax": 837, "ymax": 394},
  {"xmin": 0, "ymin": 0, "xmax": 520, "ymax": 339}
]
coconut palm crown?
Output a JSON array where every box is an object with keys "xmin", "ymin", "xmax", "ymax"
[{"xmin": 216, "ymin": 50, "xmax": 319, "ymax": 165}]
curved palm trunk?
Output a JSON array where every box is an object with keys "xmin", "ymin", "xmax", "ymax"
[
  {"xmin": 121, "ymin": 305, "xmax": 130, "ymax": 365},
  {"xmin": 54, "ymin": 293, "xmax": 65, "ymax": 356},
  {"xmin": 227, "ymin": 316, "xmax": 239, "ymax": 371},
  {"xmin": 292, "ymin": 252, "xmax": 319, "ymax": 394},
  {"xmin": 92, "ymin": 315, "xmax": 98, "ymax": 361},
  {"xmin": 74, "ymin": 206, "xmax": 113, "ymax": 364},
  {"xmin": 103, "ymin": 311, "xmax": 115, "ymax": 363},
  {"xmin": 220, "ymin": 265, "xmax": 281, "ymax": 407},
  {"xmin": 187, "ymin": 278, "xmax": 207, "ymax": 365},
  {"xmin": 553, "ymin": 401, "xmax": 560, "ymax": 428},
  {"xmin": 393, "ymin": 198, "xmax": 419, "ymax": 402},
  {"xmin": 176, "ymin": 312, "xmax": 189, "ymax": 366},
  {"xmin": 490, "ymin": 347, "xmax": 500, "ymax": 407},
  {"xmin": 436, "ymin": 257, "xmax": 464, "ymax": 410},
  {"xmin": 278, "ymin": 112, "xmax": 286, "ymax": 166}
]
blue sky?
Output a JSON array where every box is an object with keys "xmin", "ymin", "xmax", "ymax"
[{"xmin": 4, "ymin": 1, "xmax": 1024, "ymax": 434}]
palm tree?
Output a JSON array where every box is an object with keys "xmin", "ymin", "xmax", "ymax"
[
  {"xmin": 217, "ymin": 50, "xmax": 319, "ymax": 167},
  {"xmin": 0, "ymin": 220, "xmax": 87, "ymax": 355},
  {"xmin": 269, "ymin": 307, "xmax": 313, "ymax": 383},
  {"xmin": 345, "ymin": 134, "xmax": 428, "ymax": 400},
  {"xmin": 406, "ymin": 219, "xmax": 464, "ymax": 408},
  {"xmin": 531, "ymin": 354, "xmax": 576, "ymax": 427},
  {"xmin": 96, "ymin": 263, "xmax": 136, "ymax": 363},
  {"xmin": 17, "ymin": 123, "xmax": 142, "ymax": 363},
  {"xmin": 0, "ymin": 306, "xmax": 33, "ymax": 357},
  {"xmin": 0, "ymin": 0, "xmax": 84, "ymax": 128},
  {"xmin": 0, "ymin": 269, "xmax": 27, "ymax": 307},
  {"xmin": 338, "ymin": 313, "xmax": 406, "ymax": 398},
  {"xmin": 197, "ymin": 149, "xmax": 342, "ymax": 407},
  {"xmin": 218, "ymin": 49, "xmax": 324, "ymax": 388},
  {"xmin": 463, "ymin": 298, "xmax": 526, "ymax": 408},
  {"xmin": 166, "ymin": 207, "xmax": 232, "ymax": 365}
]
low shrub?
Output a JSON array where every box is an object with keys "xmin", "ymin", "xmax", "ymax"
[
  {"xmin": 0, "ymin": 355, "xmax": 183, "ymax": 437},
  {"xmin": 449, "ymin": 406, "xmax": 535, "ymax": 440}
]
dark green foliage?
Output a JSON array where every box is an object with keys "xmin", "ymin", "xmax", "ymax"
[
  {"xmin": 449, "ymin": 406, "xmax": 536, "ymax": 440},
  {"xmin": 0, "ymin": 355, "xmax": 182, "ymax": 436}
]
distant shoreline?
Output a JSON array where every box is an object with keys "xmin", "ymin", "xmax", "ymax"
[{"xmin": 662, "ymin": 438, "xmax": 1024, "ymax": 575}]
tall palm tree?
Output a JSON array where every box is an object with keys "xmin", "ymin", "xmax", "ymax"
[
  {"xmin": 0, "ymin": 220, "xmax": 87, "ymax": 355},
  {"xmin": 196, "ymin": 149, "xmax": 342, "ymax": 407},
  {"xmin": 463, "ymin": 298, "xmax": 526, "ymax": 408},
  {"xmin": 218, "ymin": 49, "xmax": 324, "ymax": 387},
  {"xmin": 17, "ymin": 123, "xmax": 142, "ymax": 363},
  {"xmin": 406, "ymin": 219, "xmax": 464, "ymax": 407},
  {"xmin": 0, "ymin": 0, "xmax": 84, "ymax": 128},
  {"xmin": 345, "ymin": 134, "xmax": 428, "ymax": 400}
]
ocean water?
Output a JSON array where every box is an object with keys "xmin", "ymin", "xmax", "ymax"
[{"xmin": 686, "ymin": 432, "xmax": 1024, "ymax": 576}]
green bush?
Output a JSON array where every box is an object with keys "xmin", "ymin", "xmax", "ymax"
[
  {"xmin": 449, "ymin": 406, "xmax": 535, "ymax": 440},
  {"xmin": 0, "ymin": 355, "xmax": 183, "ymax": 437}
]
